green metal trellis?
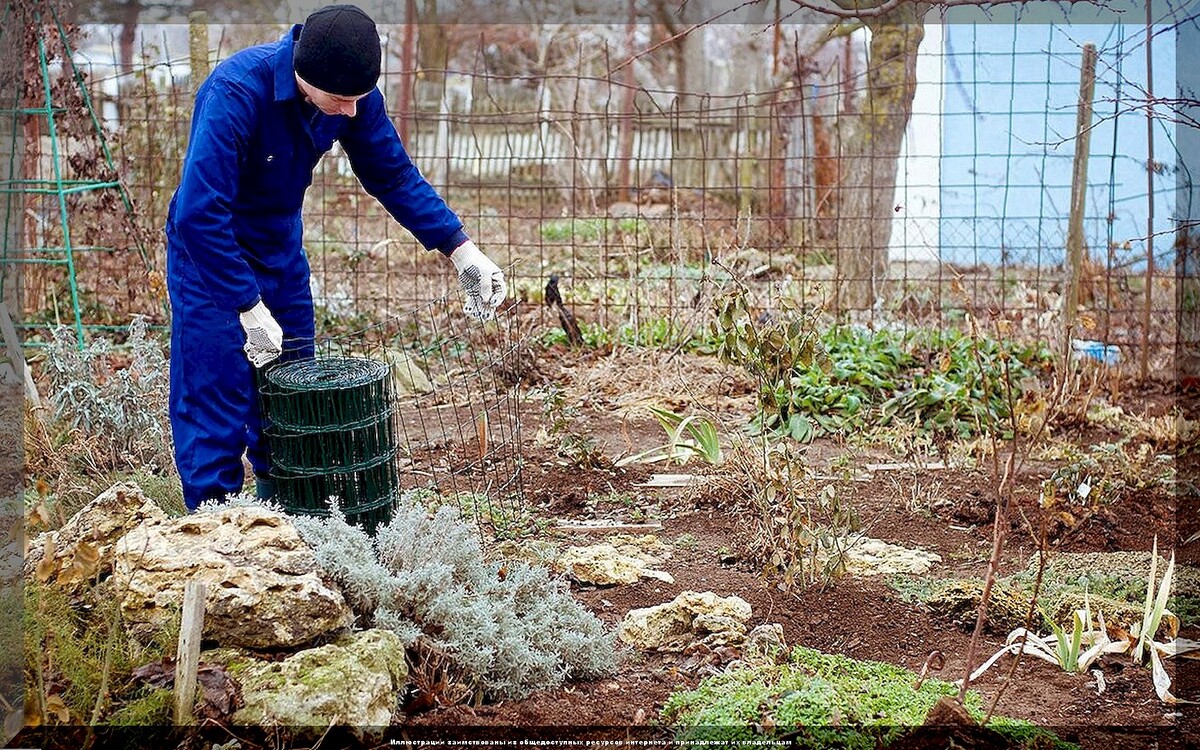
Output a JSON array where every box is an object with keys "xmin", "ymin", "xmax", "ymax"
[{"xmin": 0, "ymin": 2, "xmax": 152, "ymax": 349}]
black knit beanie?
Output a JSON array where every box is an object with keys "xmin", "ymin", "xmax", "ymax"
[{"xmin": 293, "ymin": 5, "xmax": 381, "ymax": 97}]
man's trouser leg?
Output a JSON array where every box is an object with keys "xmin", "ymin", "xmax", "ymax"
[{"xmin": 168, "ymin": 251, "xmax": 254, "ymax": 511}]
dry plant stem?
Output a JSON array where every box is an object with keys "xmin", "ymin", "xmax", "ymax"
[
  {"xmin": 984, "ymin": 519, "xmax": 1052, "ymax": 723},
  {"xmin": 88, "ymin": 616, "xmax": 117, "ymax": 725},
  {"xmin": 957, "ymin": 444, "xmax": 1017, "ymax": 705},
  {"xmin": 956, "ymin": 340, "xmax": 1077, "ymax": 707}
]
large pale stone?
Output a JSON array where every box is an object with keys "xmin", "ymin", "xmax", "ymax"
[
  {"xmin": 386, "ymin": 349, "xmax": 433, "ymax": 395},
  {"xmin": 619, "ymin": 591, "xmax": 752, "ymax": 651},
  {"xmin": 24, "ymin": 482, "xmax": 167, "ymax": 595},
  {"xmin": 558, "ymin": 544, "xmax": 643, "ymax": 585},
  {"xmin": 830, "ymin": 537, "xmax": 941, "ymax": 577},
  {"xmin": 556, "ymin": 534, "xmax": 674, "ymax": 586},
  {"xmin": 215, "ymin": 629, "xmax": 408, "ymax": 734},
  {"xmin": 112, "ymin": 506, "xmax": 352, "ymax": 649}
]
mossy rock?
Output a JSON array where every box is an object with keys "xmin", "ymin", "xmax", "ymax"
[
  {"xmin": 1016, "ymin": 553, "xmax": 1200, "ymax": 626},
  {"xmin": 1046, "ymin": 592, "xmax": 1153, "ymax": 635},
  {"xmin": 924, "ymin": 579, "xmax": 1031, "ymax": 634},
  {"xmin": 1016, "ymin": 552, "xmax": 1164, "ymax": 603}
]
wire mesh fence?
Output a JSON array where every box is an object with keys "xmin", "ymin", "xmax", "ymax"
[
  {"xmin": 0, "ymin": 17, "xmax": 1185, "ymax": 377},
  {"xmin": 305, "ymin": 292, "xmax": 531, "ymax": 536}
]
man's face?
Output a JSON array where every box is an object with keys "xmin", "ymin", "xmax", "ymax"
[{"xmin": 295, "ymin": 74, "xmax": 369, "ymax": 117}]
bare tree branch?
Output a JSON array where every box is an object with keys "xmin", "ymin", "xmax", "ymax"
[
  {"xmin": 609, "ymin": 0, "xmax": 763, "ymax": 75},
  {"xmin": 785, "ymin": 0, "xmax": 1099, "ymax": 20}
]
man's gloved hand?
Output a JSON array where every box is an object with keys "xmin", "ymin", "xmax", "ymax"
[
  {"xmin": 450, "ymin": 240, "xmax": 506, "ymax": 322},
  {"xmin": 238, "ymin": 300, "xmax": 283, "ymax": 368}
]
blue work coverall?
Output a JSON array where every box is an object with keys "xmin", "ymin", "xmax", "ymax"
[{"xmin": 166, "ymin": 25, "xmax": 467, "ymax": 511}]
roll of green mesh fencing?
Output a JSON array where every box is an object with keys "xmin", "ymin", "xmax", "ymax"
[{"xmin": 260, "ymin": 357, "xmax": 398, "ymax": 533}]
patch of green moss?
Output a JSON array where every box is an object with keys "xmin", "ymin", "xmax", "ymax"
[
  {"xmin": 662, "ymin": 646, "xmax": 1072, "ymax": 749},
  {"xmin": 106, "ymin": 687, "xmax": 173, "ymax": 725}
]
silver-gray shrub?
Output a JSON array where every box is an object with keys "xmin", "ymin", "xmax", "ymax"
[
  {"xmin": 43, "ymin": 316, "xmax": 172, "ymax": 470},
  {"xmin": 291, "ymin": 495, "xmax": 617, "ymax": 701}
]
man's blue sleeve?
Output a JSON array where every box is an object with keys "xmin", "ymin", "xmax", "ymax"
[
  {"xmin": 339, "ymin": 91, "xmax": 467, "ymax": 256},
  {"xmin": 171, "ymin": 79, "xmax": 262, "ymax": 312}
]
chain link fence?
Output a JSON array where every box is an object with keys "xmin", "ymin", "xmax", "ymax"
[{"xmin": 2, "ymin": 18, "xmax": 1184, "ymax": 374}]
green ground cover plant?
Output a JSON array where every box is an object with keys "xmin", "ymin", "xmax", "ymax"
[{"xmin": 662, "ymin": 646, "xmax": 1070, "ymax": 749}]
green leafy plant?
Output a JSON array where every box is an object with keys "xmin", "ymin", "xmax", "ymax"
[
  {"xmin": 965, "ymin": 594, "xmax": 1127, "ymax": 682},
  {"xmin": 1129, "ymin": 536, "xmax": 1200, "ymax": 703},
  {"xmin": 537, "ymin": 386, "xmax": 602, "ymax": 467},
  {"xmin": 711, "ymin": 291, "xmax": 1051, "ymax": 443},
  {"xmin": 537, "ymin": 217, "xmax": 646, "ymax": 242},
  {"xmin": 965, "ymin": 541, "xmax": 1200, "ymax": 704},
  {"xmin": 616, "ymin": 406, "xmax": 722, "ymax": 466},
  {"xmin": 710, "ymin": 290, "xmax": 827, "ymax": 442}
]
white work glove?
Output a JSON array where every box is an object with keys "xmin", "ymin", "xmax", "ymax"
[
  {"xmin": 238, "ymin": 300, "xmax": 283, "ymax": 368},
  {"xmin": 450, "ymin": 240, "xmax": 506, "ymax": 322}
]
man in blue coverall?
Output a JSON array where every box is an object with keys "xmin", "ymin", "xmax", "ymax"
[{"xmin": 167, "ymin": 4, "xmax": 506, "ymax": 511}]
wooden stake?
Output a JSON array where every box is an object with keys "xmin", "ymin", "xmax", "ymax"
[
  {"xmin": 0, "ymin": 301, "xmax": 39, "ymax": 410},
  {"xmin": 174, "ymin": 580, "xmax": 207, "ymax": 725},
  {"xmin": 1063, "ymin": 43, "xmax": 1097, "ymax": 358},
  {"xmin": 187, "ymin": 11, "xmax": 210, "ymax": 92}
]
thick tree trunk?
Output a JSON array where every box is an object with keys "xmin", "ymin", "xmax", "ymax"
[
  {"xmin": 835, "ymin": 9, "xmax": 923, "ymax": 313},
  {"xmin": 118, "ymin": 1, "xmax": 139, "ymax": 74},
  {"xmin": 396, "ymin": 0, "xmax": 417, "ymax": 144},
  {"xmin": 416, "ymin": 0, "xmax": 447, "ymax": 92}
]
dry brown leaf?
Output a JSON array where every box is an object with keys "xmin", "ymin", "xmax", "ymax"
[
  {"xmin": 131, "ymin": 656, "xmax": 175, "ymax": 688},
  {"xmin": 44, "ymin": 694, "xmax": 69, "ymax": 724},
  {"xmin": 71, "ymin": 541, "xmax": 101, "ymax": 580},
  {"xmin": 35, "ymin": 536, "xmax": 57, "ymax": 582},
  {"xmin": 22, "ymin": 693, "xmax": 42, "ymax": 729},
  {"xmin": 195, "ymin": 663, "xmax": 243, "ymax": 721}
]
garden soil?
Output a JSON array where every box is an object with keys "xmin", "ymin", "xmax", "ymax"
[{"xmin": 400, "ymin": 347, "xmax": 1188, "ymax": 748}]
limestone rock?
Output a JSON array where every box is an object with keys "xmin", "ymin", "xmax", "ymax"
[
  {"xmin": 24, "ymin": 482, "xmax": 167, "ymax": 596},
  {"xmin": 215, "ymin": 629, "xmax": 408, "ymax": 734},
  {"xmin": 386, "ymin": 349, "xmax": 433, "ymax": 395},
  {"xmin": 1049, "ymin": 591, "xmax": 1165, "ymax": 637},
  {"xmin": 925, "ymin": 579, "xmax": 1030, "ymax": 634},
  {"xmin": 834, "ymin": 537, "xmax": 941, "ymax": 577},
  {"xmin": 556, "ymin": 534, "xmax": 674, "ymax": 586},
  {"xmin": 744, "ymin": 623, "xmax": 787, "ymax": 664},
  {"xmin": 559, "ymin": 544, "xmax": 644, "ymax": 585},
  {"xmin": 619, "ymin": 591, "xmax": 752, "ymax": 651},
  {"xmin": 112, "ymin": 505, "xmax": 353, "ymax": 649},
  {"xmin": 1019, "ymin": 551, "xmax": 1200, "ymax": 624}
]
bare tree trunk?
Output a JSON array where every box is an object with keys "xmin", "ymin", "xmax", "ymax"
[
  {"xmin": 396, "ymin": 0, "xmax": 417, "ymax": 144},
  {"xmin": 118, "ymin": 1, "xmax": 139, "ymax": 74},
  {"xmin": 835, "ymin": 8, "xmax": 923, "ymax": 313},
  {"xmin": 0, "ymin": 19, "xmax": 23, "ymax": 320},
  {"xmin": 416, "ymin": 0, "xmax": 447, "ymax": 91}
]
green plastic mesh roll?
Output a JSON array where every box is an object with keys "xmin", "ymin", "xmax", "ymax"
[{"xmin": 260, "ymin": 357, "xmax": 398, "ymax": 533}]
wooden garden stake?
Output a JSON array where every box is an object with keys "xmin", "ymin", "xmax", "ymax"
[
  {"xmin": 174, "ymin": 580, "xmax": 207, "ymax": 725},
  {"xmin": 1063, "ymin": 43, "xmax": 1097, "ymax": 358}
]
